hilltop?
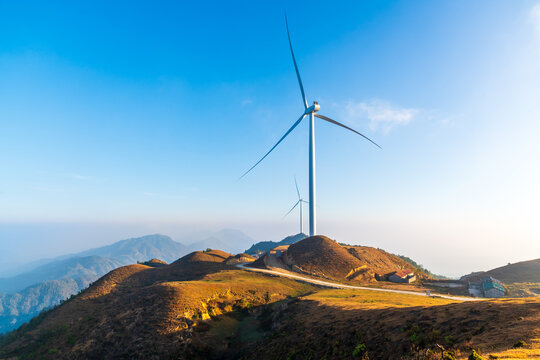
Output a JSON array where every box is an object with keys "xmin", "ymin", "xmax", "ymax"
[
  {"xmin": 253, "ymin": 235, "xmax": 427, "ymax": 283},
  {"xmin": 1, "ymin": 244, "xmax": 539, "ymax": 359},
  {"xmin": 461, "ymin": 258, "xmax": 540, "ymax": 284},
  {"xmin": 460, "ymin": 258, "xmax": 540, "ymax": 297}
]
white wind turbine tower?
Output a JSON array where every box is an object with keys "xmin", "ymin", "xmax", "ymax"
[
  {"xmin": 241, "ymin": 15, "xmax": 381, "ymax": 237},
  {"xmin": 283, "ymin": 178, "xmax": 309, "ymax": 234}
]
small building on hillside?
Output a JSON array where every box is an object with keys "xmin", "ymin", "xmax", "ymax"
[
  {"xmin": 467, "ymin": 282, "xmax": 483, "ymax": 297},
  {"xmin": 481, "ymin": 277, "xmax": 506, "ymax": 298},
  {"xmin": 388, "ymin": 269, "xmax": 416, "ymax": 283}
]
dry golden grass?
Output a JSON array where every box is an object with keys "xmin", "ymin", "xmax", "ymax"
[
  {"xmin": 285, "ymin": 291, "xmax": 540, "ymax": 360},
  {"xmin": 1, "ymin": 249, "xmax": 538, "ymax": 360},
  {"xmin": 304, "ymin": 288, "xmax": 461, "ymax": 309}
]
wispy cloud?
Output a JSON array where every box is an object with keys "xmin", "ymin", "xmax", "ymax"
[
  {"xmin": 241, "ymin": 98, "xmax": 254, "ymax": 106},
  {"xmin": 343, "ymin": 99, "xmax": 419, "ymax": 133},
  {"xmin": 531, "ymin": 3, "xmax": 540, "ymax": 36}
]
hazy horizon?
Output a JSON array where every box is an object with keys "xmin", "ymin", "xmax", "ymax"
[{"xmin": 0, "ymin": 220, "xmax": 535, "ymax": 279}]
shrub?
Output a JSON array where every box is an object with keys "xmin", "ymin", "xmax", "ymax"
[
  {"xmin": 352, "ymin": 343, "xmax": 367, "ymax": 357},
  {"xmin": 203, "ymin": 248, "xmax": 212, "ymax": 253},
  {"xmin": 444, "ymin": 335, "xmax": 455, "ymax": 345},
  {"xmin": 513, "ymin": 340, "xmax": 526, "ymax": 348},
  {"xmin": 469, "ymin": 349, "xmax": 484, "ymax": 360},
  {"xmin": 442, "ymin": 351, "xmax": 457, "ymax": 360}
]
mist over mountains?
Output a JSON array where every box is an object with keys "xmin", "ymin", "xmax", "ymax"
[{"xmin": 0, "ymin": 229, "xmax": 256, "ymax": 333}]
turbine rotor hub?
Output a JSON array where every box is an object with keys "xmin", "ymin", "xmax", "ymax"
[{"xmin": 305, "ymin": 101, "xmax": 320, "ymax": 114}]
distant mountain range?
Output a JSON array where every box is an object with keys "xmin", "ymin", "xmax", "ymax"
[
  {"xmin": 0, "ymin": 256, "xmax": 123, "ymax": 294},
  {"xmin": 0, "ymin": 230, "xmax": 256, "ymax": 333},
  {"xmin": 244, "ymin": 233, "xmax": 307, "ymax": 255}
]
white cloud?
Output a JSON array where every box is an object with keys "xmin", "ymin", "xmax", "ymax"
[
  {"xmin": 343, "ymin": 99, "xmax": 418, "ymax": 133},
  {"xmin": 531, "ymin": 3, "xmax": 540, "ymax": 35}
]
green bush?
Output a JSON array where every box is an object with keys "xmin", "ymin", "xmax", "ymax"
[
  {"xmin": 469, "ymin": 349, "xmax": 485, "ymax": 360},
  {"xmin": 352, "ymin": 343, "xmax": 367, "ymax": 357}
]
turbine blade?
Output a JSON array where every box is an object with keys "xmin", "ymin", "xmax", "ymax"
[
  {"xmin": 294, "ymin": 176, "xmax": 301, "ymax": 200},
  {"xmin": 283, "ymin": 200, "xmax": 300, "ymax": 218},
  {"xmin": 285, "ymin": 14, "xmax": 308, "ymax": 109},
  {"xmin": 314, "ymin": 113, "xmax": 382, "ymax": 149},
  {"xmin": 239, "ymin": 114, "xmax": 306, "ymax": 179}
]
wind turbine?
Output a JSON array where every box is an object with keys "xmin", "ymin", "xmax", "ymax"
[
  {"xmin": 283, "ymin": 178, "xmax": 309, "ymax": 234},
  {"xmin": 241, "ymin": 15, "xmax": 381, "ymax": 237}
]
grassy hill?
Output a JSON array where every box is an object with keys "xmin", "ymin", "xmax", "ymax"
[
  {"xmin": 0, "ymin": 250, "xmax": 314, "ymax": 359},
  {"xmin": 0, "ymin": 231, "xmax": 257, "ymax": 334},
  {"xmin": 461, "ymin": 258, "xmax": 540, "ymax": 283},
  {"xmin": 254, "ymin": 235, "xmax": 427, "ymax": 283},
  {"xmin": 460, "ymin": 258, "xmax": 540, "ymax": 297},
  {"xmin": 1, "ymin": 246, "xmax": 539, "ymax": 359}
]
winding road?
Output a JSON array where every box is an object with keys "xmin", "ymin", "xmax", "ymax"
[{"xmin": 236, "ymin": 263, "xmax": 481, "ymax": 302}]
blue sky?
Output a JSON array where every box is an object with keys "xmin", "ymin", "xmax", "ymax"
[{"xmin": 1, "ymin": 0, "xmax": 540, "ymax": 276}]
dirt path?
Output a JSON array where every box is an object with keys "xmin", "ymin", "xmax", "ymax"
[{"xmin": 236, "ymin": 263, "xmax": 482, "ymax": 302}]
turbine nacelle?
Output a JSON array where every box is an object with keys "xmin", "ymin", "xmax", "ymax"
[{"xmin": 304, "ymin": 101, "xmax": 320, "ymax": 115}]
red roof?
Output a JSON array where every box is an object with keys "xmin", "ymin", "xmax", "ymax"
[{"xmin": 393, "ymin": 269, "xmax": 414, "ymax": 278}]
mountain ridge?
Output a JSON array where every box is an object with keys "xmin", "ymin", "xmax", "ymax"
[
  {"xmin": 245, "ymin": 233, "xmax": 307, "ymax": 255},
  {"xmin": 0, "ymin": 230, "xmax": 255, "ymax": 334}
]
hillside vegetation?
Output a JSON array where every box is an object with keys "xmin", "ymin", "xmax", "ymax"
[
  {"xmin": 0, "ymin": 231, "xmax": 256, "ymax": 334},
  {"xmin": 0, "ymin": 250, "xmax": 315, "ymax": 359},
  {"xmin": 1, "ymin": 245, "xmax": 539, "ymax": 359},
  {"xmin": 461, "ymin": 258, "xmax": 540, "ymax": 283}
]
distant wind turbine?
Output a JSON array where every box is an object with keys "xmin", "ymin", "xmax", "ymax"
[
  {"xmin": 283, "ymin": 178, "xmax": 309, "ymax": 234},
  {"xmin": 241, "ymin": 15, "xmax": 381, "ymax": 237}
]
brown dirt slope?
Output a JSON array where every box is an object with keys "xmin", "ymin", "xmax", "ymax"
[
  {"xmin": 225, "ymin": 253, "xmax": 255, "ymax": 265},
  {"xmin": 173, "ymin": 249, "xmax": 232, "ymax": 265},
  {"xmin": 345, "ymin": 245, "xmax": 425, "ymax": 278},
  {"xmin": 462, "ymin": 258, "xmax": 540, "ymax": 283},
  {"xmin": 286, "ymin": 236, "xmax": 365, "ymax": 280},
  {"xmin": 283, "ymin": 236, "xmax": 427, "ymax": 282}
]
